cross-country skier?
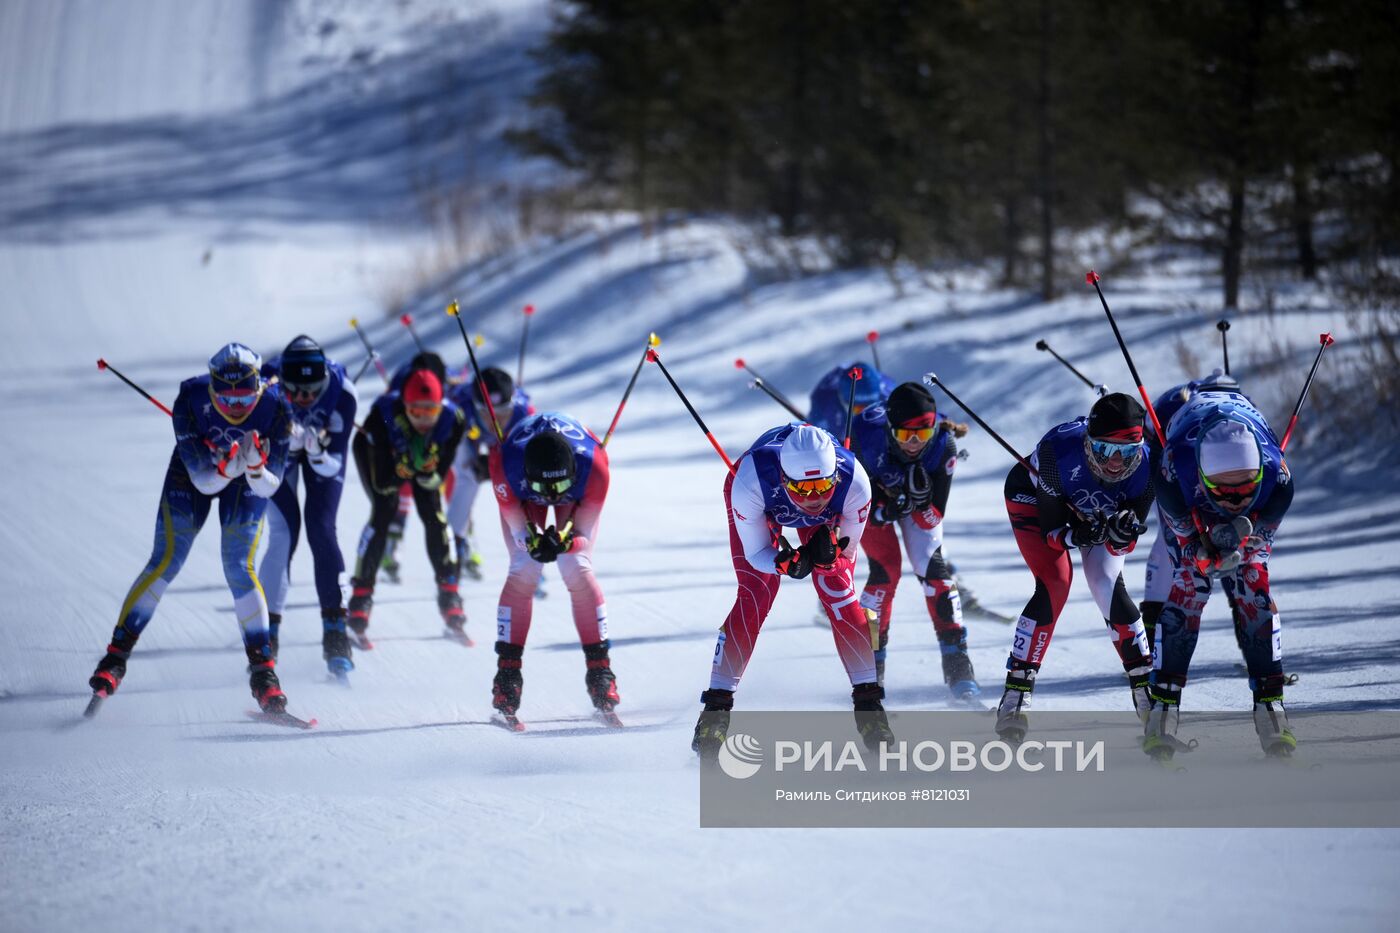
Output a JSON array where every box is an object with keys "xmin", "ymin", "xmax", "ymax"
[
  {"xmin": 447, "ymin": 366, "xmax": 533, "ymax": 581},
  {"xmin": 808, "ymin": 362, "xmax": 893, "ymax": 439},
  {"xmin": 257, "ymin": 335, "xmax": 358, "ymax": 679},
  {"xmin": 347, "ymin": 367, "xmax": 468, "ymax": 647},
  {"xmin": 485, "ymin": 412, "xmax": 618, "ymax": 727},
  {"xmin": 692, "ymin": 423, "xmax": 884, "ymax": 758},
  {"xmin": 995, "ymin": 393, "xmax": 1155, "ymax": 742},
  {"xmin": 88, "ymin": 343, "xmax": 296, "ymax": 715},
  {"xmin": 1143, "ymin": 386, "xmax": 1296, "ymax": 759},
  {"xmin": 849, "ymin": 382, "xmax": 978, "ymax": 699},
  {"xmin": 376, "ymin": 352, "xmax": 449, "ymax": 583}
]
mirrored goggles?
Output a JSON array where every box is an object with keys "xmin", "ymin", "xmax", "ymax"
[
  {"xmin": 1089, "ymin": 438, "xmax": 1139, "ymax": 461},
  {"xmin": 784, "ymin": 474, "xmax": 837, "ymax": 500},
  {"xmin": 528, "ymin": 477, "xmax": 573, "ymax": 497},
  {"xmin": 284, "ymin": 377, "xmax": 328, "ymax": 403},
  {"xmin": 214, "ymin": 388, "xmax": 259, "ymax": 412},
  {"xmin": 892, "ymin": 425, "xmax": 936, "ymax": 444},
  {"xmin": 1202, "ymin": 464, "xmax": 1263, "ymax": 501},
  {"xmin": 406, "ymin": 402, "xmax": 443, "ymax": 420}
]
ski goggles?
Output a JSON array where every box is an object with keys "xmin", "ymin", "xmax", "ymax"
[
  {"xmin": 528, "ymin": 476, "xmax": 573, "ymax": 498},
  {"xmin": 892, "ymin": 425, "xmax": 937, "ymax": 444},
  {"xmin": 212, "ymin": 386, "xmax": 259, "ymax": 416},
  {"xmin": 405, "ymin": 401, "xmax": 443, "ymax": 420},
  {"xmin": 283, "ymin": 377, "xmax": 328, "ymax": 405},
  {"xmin": 784, "ymin": 474, "xmax": 837, "ymax": 501},
  {"xmin": 1202, "ymin": 464, "xmax": 1262, "ymax": 502},
  {"xmin": 1088, "ymin": 438, "xmax": 1140, "ymax": 461}
]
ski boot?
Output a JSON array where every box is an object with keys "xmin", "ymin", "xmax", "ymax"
[
  {"xmin": 89, "ymin": 630, "xmax": 136, "ymax": 698},
  {"xmin": 1127, "ymin": 664, "xmax": 1153, "ymax": 722},
  {"xmin": 583, "ymin": 640, "xmax": 621, "ymax": 712},
  {"xmin": 437, "ymin": 576, "xmax": 471, "ymax": 645},
  {"xmin": 347, "ymin": 580, "xmax": 374, "ymax": 650},
  {"xmin": 692, "ymin": 688, "xmax": 734, "ymax": 761},
  {"xmin": 1252, "ymin": 676, "xmax": 1297, "ymax": 758},
  {"xmin": 456, "ymin": 536, "xmax": 484, "ymax": 582},
  {"xmin": 1141, "ymin": 683, "xmax": 1195, "ymax": 761},
  {"xmin": 492, "ymin": 641, "xmax": 524, "ymax": 728},
  {"xmin": 268, "ymin": 612, "xmax": 282, "ymax": 660},
  {"xmin": 995, "ymin": 664, "xmax": 1035, "ymax": 743},
  {"xmin": 322, "ymin": 609, "xmax": 354, "ymax": 680},
  {"xmin": 852, "ymin": 682, "xmax": 894, "ymax": 750},
  {"xmin": 938, "ymin": 629, "xmax": 981, "ymax": 705},
  {"xmin": 247, "ymin": 644, "xmax": 287, "ymax": 714}
]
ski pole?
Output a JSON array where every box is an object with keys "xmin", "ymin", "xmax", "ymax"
[
  {"xmin": 446, "ymin": 300, "xmax": 504, "ymax": 441},
  {"xmin": 734, "ymin": 358, "xmax": 807, "ymax": 421},
  {"xmin": 734, "ymin": 358, "xmax": 806, "ymax": 419},
  {"xmin": 649, "ymin": 348, "xmax": 735, "ymax": 473},
  {"xmin": 400, "ymin": 313, "xmax": 426, "ymax": 353},
  {"xmin": 867, "ymin": 330, "xmax": 882, "ymax": 370},
  {"xmin": 351, "ymin": 351, "xmax": 382, "ymax": 384},
  {"xmin": 517, "ymin": 304, "xmax": 534, "ymax": 387},
  {"xmin": 921, "ymin": 372, "xmax": 1037, "ymax": 479},
  {"xmin": 1216, "ymin": 319, "xmax": 1231, "ymax": 375},
  {"xmin": 602, "ymin": 333, "xmax": 661, "ymax": 447},
  {"xmin": 349, "ymin": 318, "xmax": 391, "ymax": 387},
  {"xmin": 1035, "ymin": 338, "xmax": 1105, "ymax": 396},
  {"xmin": 1279, "ymin": 332, "xmax": 1335, "ymax": 451},
  {"xmin": 97, "ymin": 359, "xmax": 173, "ymax": 417},
  {"xmin": 1085, "ymin": 270, "xmax": 1166, "ymax": 446},
  {"xmin": 841, "ymin": 366, "xmax": 862, "ymax": 449}
]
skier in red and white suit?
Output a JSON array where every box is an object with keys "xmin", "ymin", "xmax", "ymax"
[
  {"xmin": 692, "ymin": 423, "xmax": 888, "ymax": 758},
  {"xmin": 487, "ymin": 412, "xmax": 617, "ymax": 719}
]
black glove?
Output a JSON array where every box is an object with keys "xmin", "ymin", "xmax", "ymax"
[
  {"xmin": 528, "ymin": 526, "xmax": 566, "ymax": 563},
  {"xmin": 471, "ymin": 451, "xmax": 491, "ymax": 482},
  {"xmin": 774, "ymin": 536, "xmax": 813, "ymax": 579},
  {"xmin": 1066, "ymin": 515, "xmax": 1109, "ymax": 548},
  {"xmin": 798, "ymin": 527, "xmax": 849, "ymax": 569},
  {"xmin": 871, "ymin": 489, "xmax": 910, "ymax": 526},
  {"xmin": 905, "ymin": 463, "xmax": 932, "ymax": 508},
  {"xmin": 1105, "ymin": 509, "xmax": 1146, "ymax": 548}
]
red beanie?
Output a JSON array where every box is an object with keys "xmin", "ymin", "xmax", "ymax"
[{"xmin": 404, "ymin": 369, "xmax": 443, "ymax": 406}]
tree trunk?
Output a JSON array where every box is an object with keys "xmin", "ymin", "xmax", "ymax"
[
  {"xmin": 1223, "ymin": 173, "xmax": 1245, "ymax": 311},
  {"xmin": 1036, "ymin": 0, "xmax": 1056, "ymax": 301},
  {"xmin": 1291, "ymin": 165, "xmax": 1318, "ymax": 280}
]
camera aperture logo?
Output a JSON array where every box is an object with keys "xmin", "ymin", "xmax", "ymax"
[{"xmin": 718, "ymin": 733, "xmax": 764, "ymax": 779}]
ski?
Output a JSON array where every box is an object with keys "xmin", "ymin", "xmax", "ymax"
[
  {"xmin": 246, "ymin": 710, "xmax": 318, "ymax": 730},
  {"xmin": 349, "ymin": 632, "xmax": 375, "ymax": 651},
  {"xmin": 492, "ymin": 712, "xmax": 526, "ymax": 732},
  {"xmin": 83, "ymin": 693, "xmax": 106, "ymax": 719},
  {"xmin": 595, "ymin": 708, "xmax": 624, "ymax": 728},
  {"xmin": 963, "ymin": 603, "xmax": 1015, "ymax": 624},
  {"xmin": 1233, "ymin": 664, "xmax": 1298, "ymax": 685},
  {"xmin": 443, "ymin": 626, "xmax": 475, "ymax": 648}
]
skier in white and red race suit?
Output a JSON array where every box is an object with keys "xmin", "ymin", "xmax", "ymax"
[
  {"xmin": 691, "ymin": 423, "xmax": 887, "ymax": 759},
  {"xmin": 848, "ymin": 382, "xmax": 979, "ymax": 699},
  {"xmin": 995, "ymin": 393, "xmax": 1156, "ymax": 743},
  {"xmin": 1143, "ymin": 385, "xmax": 1296, "ymax": 760},
  {"xmin": 487, "ymin": 412, "xmax": 619, "ymax": 720}
]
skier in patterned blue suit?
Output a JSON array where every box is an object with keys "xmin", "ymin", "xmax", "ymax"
[
  {"xmin": 1140, "ymin": 369, "xmax": 1243, "ymax": 646},
  {"xmin": 88, "ymin": 343, "xmax": 295, "ymax": 714},
  {"xmin": 1144, "ymin": 387, "xmax": 1297, "ymax": 759},
  {"xmin": 808, "ymin": 363, "xmax": 894, "ymax": 438},
  {"xmin": 848, "ymin": 382, "xmax": 977, "ymax": 698},
  {"xmin": 257, "ymin": 335, "xmax": 358, "ymax": 678},
  {"xmin": 447, "ymin": 366, "xmax": 533, "ymax": 580},
  {"xmin": 995, "ymin": 393, "xmax": 1156, "ymax": 742}
]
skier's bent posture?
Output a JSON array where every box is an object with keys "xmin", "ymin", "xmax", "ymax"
[
  {"xmin": 486, "ymin": 412, "xmax": 618, "ymax": 718},
  {"xmin": 1145, "ymin": 388, "xmax": 1295, "ymax": 759},
  {"xmin": 89, "ymin": 344, "xmax": 294, "ymax": 712},
  {"xmin": 692, "ymin": 424, "xmax": 883, "ymax": 758},
  {"xmin": 996, "ymin": 393, "xmax": 1155, "ymax": 742}
]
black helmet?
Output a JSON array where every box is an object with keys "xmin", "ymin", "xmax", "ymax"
[
  {"xmin": 280, "ymin": 335, "xmax": 327, "ymax": 384},
  {"xmin": 474, "ymin": 367, "xmax": 515, "ymax": 408},
  {"xmin": 407, "ymin": 351, "xmax": 447, "ymax": 384},
  {"xmin": 885, "ymin": 382, "xmax": 938, "ymax": 428},
  {"xmin": 523, "ymin": 430, "xmax": 576, "ymax": 501}
]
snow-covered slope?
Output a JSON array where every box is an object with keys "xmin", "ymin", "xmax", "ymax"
[{"xmin": 2, "ymin": 4, "xmax": 1397, "ymax": 932}]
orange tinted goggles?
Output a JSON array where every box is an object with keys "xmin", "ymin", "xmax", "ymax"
[
  {"xmin": 406, "ymin": 402, "xmax": 442, "ymax": 419},
  {"xmin": 784, "ymin": 475, "xmax": 837, "ymax": 499},
  {"xmin": 892, "ymin": 425, "xmax": 936, "ymax": 443}
]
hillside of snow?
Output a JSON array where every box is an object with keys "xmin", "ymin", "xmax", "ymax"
[{"xmin": 2, "ymin": 3, "xmax": 1397, "ymax": 932}]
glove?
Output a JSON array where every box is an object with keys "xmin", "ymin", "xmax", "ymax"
[
  {"xmin": 288, "ymin": 421, "xmax": 306, "ymax": 454},
  {"xmin": 1105, "ymin": 509, "xmax": 1146, "ymax": 548},
  {"xmin": 528, "ymin": 526, "xmax": 566, "ymax": 563},
  {"xmin": 1061, "ymin": 514, "xmax": 1108, "ymax": 549},
  {"xmin": 774, "ymin": 535, "xmax": 813, "ymax": 579},
  {"xmin": 304, "ymin": 427, "xmax": 328, "ymax": 459},
  {"xmin": 471, "ymin": 452, "xmax": 491, "ymax": 482},
  {"xmin": 799, "ymin": 527, "xmax": 851, "ymax": 576},
  {"xmin": 394, "ymin": 454, "xmax": 415, "ymax": 480},
  {"xmin": 905, "ymin": 463, "xmax": 932, "ymax": 508},
  {"xmin": 1194, "ymin": 516, "xmax": 1253, "ymax": 576},
  {"xmin": 871, "ymin": 489, "xmax": 910, "ymax": 526},
  {"xmin": 210, "ymin": 438, "xmax": 244, "ymax": 479},
  {"xmin": 240, "ymin": 431, "xmax": 268, "ymax": 477}
]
